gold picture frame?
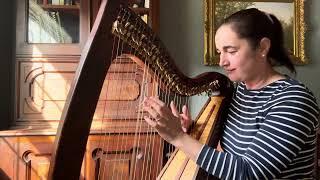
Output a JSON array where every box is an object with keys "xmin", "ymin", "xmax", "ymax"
[{"xmin": 204, "ymin": 0, "xmax": 307, "ymax": 65}]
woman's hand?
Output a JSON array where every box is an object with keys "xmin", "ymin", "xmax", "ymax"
[
  {"xmin": 170, "ymin": 101, "xmax": 193, "ymax": 132},
  {"xmin": 143, "ymin": 96, "xmax": 192, "ymax": 146},
  {"xmin": 143, "ymin": 96, "xmax": 204, "ymax": 161}
]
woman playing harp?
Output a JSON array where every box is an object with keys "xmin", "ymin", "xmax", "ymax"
[
  {"xmin": 143, "ymin": 9, "xmax": 319, "ymax": 179},
  {"xmin": 47, "ymin": 0, "xmax": 318, "ymax": 179},
  {"xmin": 48, "ymin": 0, "xmax": 233, "ymax": 179}
]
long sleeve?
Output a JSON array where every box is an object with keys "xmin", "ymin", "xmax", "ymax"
[{"xmin": 196, "ymin": 80, "xmax": 319, "ymax": 179}]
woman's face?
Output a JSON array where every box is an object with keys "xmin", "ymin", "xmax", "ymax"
[{"xmin": 215, "ymin": 24, "xmax": 262, "ymax": 83}]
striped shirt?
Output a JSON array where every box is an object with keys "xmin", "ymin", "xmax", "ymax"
[{"xmin": 196, "ymin": 77, "xmax": 319, "ymax": 179}]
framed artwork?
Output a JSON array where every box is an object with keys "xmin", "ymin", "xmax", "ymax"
[{"xmin": 204, "ymin": 0, "xmax": 307, "ymax": 65}]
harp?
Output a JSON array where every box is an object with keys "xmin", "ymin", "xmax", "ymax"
[{"xmin": 48, "ymin": 0, "xmax": 233, "ymax": 179}]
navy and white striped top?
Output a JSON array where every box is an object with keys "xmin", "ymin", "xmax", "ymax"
[{"xmin": 196, "ymin": 77, "xmax": 319, "ymax": 179}]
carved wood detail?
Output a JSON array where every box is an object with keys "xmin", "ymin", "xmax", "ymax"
[
  {"xmin": 16, "ymin": 60, "xmax": 156, "ymax": 129},
  {"xmin": 0, "ymin": 134, "xmax": 162, "ymax": 180}
]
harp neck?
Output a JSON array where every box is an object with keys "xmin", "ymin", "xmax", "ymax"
[{"xmin": 112, "ymin": 7, "xmax": 233, "ymax": 96}]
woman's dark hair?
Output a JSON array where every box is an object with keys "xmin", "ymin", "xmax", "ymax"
[{"xmin": 222, "ymin": 8, "xmax": 296, "ymax": 74}]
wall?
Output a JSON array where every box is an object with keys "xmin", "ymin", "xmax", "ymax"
[
  {"xmin": 0, "ymin": 1, "xmax": 15, "ymax": 129},
  {"xmin": 159, "ymin": 0, "xmax": 320, "ymax": 117}
]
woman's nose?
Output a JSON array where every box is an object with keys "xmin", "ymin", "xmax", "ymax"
[{"xmin": 219, "ymin": 53, "xmax": 228, "ymax": 67}]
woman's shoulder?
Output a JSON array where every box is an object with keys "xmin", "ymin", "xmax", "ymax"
[
  {"xmin": 268, "ymin": 76, "xmax": 319, "ymax": 129},
  {"xmin": 269, "ymin": 76, "xmax": 319, "ymax": 113},
  {"xmin": 273, "ymin": 77, "xmax": 314, "ymax": 96}
]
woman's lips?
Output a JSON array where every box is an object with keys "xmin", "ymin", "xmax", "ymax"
[{"xmin": 224, "ymin": 69, "xmax": 235, "ymax": 74}]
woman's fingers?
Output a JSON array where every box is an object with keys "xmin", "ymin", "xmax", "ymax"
[
  {"xmin": 144, "ymin": 97, "xmax": 162, "ymax": 113},
  {"xmin": 182, "ymin": 105, "xmax": 189, "ymax": 116},
  {"xmin": 149, "ymin": 96, "xmax": 165, "ymax": 105},
  {"xmin": 143, "ymin": 102, "xmax": 161, "ymax": 120},
  {"xmin": 143, "ymin": 116, "xmax": 158, "ymax": 127},
  {"xmin": 181, "ymin": 107, "xmax": 188, "ymax": 120},
  {"xmin": 144, "ymin": 97, "xmax": 173, "ymax": 120},
  {"xmin": 170, "ymin": 101, "xmax": 180, "ymax": 117}
]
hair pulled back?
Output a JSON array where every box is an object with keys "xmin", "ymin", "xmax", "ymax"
[{"xmin": 222, "ymin": 8, "xmax": 295, "ymax": 73}]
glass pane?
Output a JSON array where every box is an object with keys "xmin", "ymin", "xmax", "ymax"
[{"xmin": 28, "ymin": 0, "xmax": 80, "ymax": 43}]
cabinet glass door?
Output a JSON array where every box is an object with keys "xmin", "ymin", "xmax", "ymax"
[{"xmin": 28, "ymin": 0, "xmax": 80, "ymax": 43}]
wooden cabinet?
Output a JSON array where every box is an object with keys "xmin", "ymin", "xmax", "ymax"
[
  {"xmin": 0, "ymin": 132, "xmax": 162, "ymax": 179},
  {"xmin": 14, "ymin": 0, "xmax": 159, "ymax": 129},
  {"xmin": 0, "ymin": 0, "xmax": 161, "ymax": 179}
]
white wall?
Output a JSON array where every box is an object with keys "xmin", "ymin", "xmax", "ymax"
[{"xmin": 159, "ymin": 0, "xmax": 320, "ymax": 117}]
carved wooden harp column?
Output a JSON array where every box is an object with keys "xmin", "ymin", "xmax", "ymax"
[{"xmin": 48, "ymin": 0, "xmax": 234, "ymax": 179}]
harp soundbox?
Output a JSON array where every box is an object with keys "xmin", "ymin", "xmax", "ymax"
[{"xmin": 48, "ymin": 0, "xmax": 233, "ymax": 179}]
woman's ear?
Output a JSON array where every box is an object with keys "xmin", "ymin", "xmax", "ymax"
[{"xmin": 259, "ymin": 37, "xmax": 271, "ymax": 58}]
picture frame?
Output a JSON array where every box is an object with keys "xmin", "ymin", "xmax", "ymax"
[{"xmin": 204, "ymin": 0, "xmax": 307, "ymax": 65}]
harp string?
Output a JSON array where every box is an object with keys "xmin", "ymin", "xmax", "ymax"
[
  {"xmin": 143, "ymin": 27, "xmax": 167, "ymax": 180},
  {"xmin": 100, "ymin": 35, "xmax": 121, "ymax": 179},
  {"xmin": 134, "ymin": 48, "xmax": 148, "ymax": 179},
  {"xmin": 112, "ymin": 32, "xmax": 122, "ymax": 180},
  {"xmin": 113, "ymin": 36, "xmax": 130, "ymax": 179},
  {"xmin": 96, "ymin": 21, "xmax": 119, "ymax": 179},
  {"xmin": 98, "ymin": 8, "xmax": 130, "ymax": 178},
  {"xmin": 147, "ymin": 35, "xmax": 165, "ymax": 177},
  {"xmin": 123, "ymin": 28, "xmax": 140, "ymax": 180},
  {"xmin": 110, "ymin": 13, "xmax": 138, "ymax": 180},
  {"xmin": 122, "ymin": 10, "xmax": 141, "ymax": 180},
  {"xmin": 157, "ymin": 73, "xmax": 167, "ymax": 175},
  {"xmin": 143, "ymin": 58, "xmax": 155, "ymax": 179},
  {"xmin": 130, "ymin": 19, "xmax": 149, "ymax": 179}
]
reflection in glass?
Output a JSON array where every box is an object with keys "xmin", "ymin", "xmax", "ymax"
[{"xmin": 28, "ymin": 0, "xmax": 80, "ymax": 43}]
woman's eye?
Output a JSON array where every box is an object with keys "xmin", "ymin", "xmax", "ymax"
[{"xmin": 228, "ymin": 51, "xmax": 237, "ymax": 54}]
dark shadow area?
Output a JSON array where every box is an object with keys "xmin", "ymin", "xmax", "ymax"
[
  {"xmin": 0, "ymin": 168, "xmax": 11, "ymax": 180},
  {"xmin": 0, "ymin": 0, "xmax": 15, "ymax": 130}
]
